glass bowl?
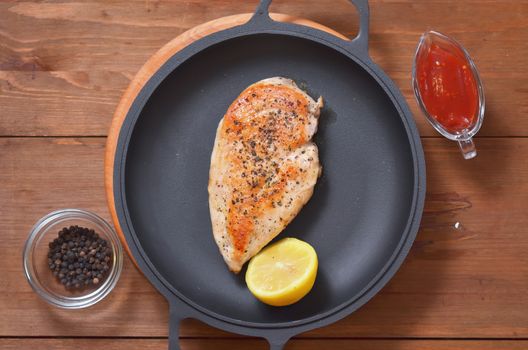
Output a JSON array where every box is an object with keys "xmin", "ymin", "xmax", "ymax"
[{"xmin": 23, "ymin": 209, "xmax": 123, "ymax": 309}]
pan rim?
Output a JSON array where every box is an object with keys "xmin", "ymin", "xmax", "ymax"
[{"xmin": 114, "ymin": 29, "xmax": 426, "ymax": 330}]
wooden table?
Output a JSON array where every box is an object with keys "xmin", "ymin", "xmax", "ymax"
[{"xmin": 2, "ymin": 1, "xmax": 528, "ymax": 349}]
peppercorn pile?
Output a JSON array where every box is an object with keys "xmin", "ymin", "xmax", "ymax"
[{"xmin": 48, "ymin": 225, "xmax": 112, "ymax": 289}]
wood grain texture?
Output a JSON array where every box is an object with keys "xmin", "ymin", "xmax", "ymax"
[
  {"xmin": 2, "ymin": 0, "xmax": 528, "ymax": 347},
  {"xmin": 1, "ymin": 0, "xmax": 527, "ymax": 136},
  {"xmin": 2, "ymin": 137, "xmax": 527, "ymax": 338},
  {"xmin": 2, "ymin": 338, "xmax": 528, "ymax": 350}
]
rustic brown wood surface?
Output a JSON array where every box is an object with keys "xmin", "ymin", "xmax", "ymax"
[
  {"xmin": 2, "ymin": 339, "xmax": 528, "ymax": 350},
  {"xmin": 1, "ymin": 0, "xmax": 528, "ymax": 349},
  {"xmin": 2, "ymin": 138, "xmax": 528, "ymax": 342},
  {"xmin": 1, "ymin": 0, "xmax": 527, "ymax": 137}
]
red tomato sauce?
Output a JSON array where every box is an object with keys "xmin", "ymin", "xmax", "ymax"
[{"xmin": 415, "ymin": 35, "xmax": 479, "ymax": 134}]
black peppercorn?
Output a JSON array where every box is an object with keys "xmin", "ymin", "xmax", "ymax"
[{"xmin": 47, "ymin": 225, "xmax": 113, "ymax": 290}]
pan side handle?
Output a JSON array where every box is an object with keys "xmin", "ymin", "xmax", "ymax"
[
  {"xmin": 347, "ymin": 0, "xmax": 370, "ymax": 54},
  {"xmin": 265, "ymin": 331, "xmax": 293, "ymax": 350},
  {"xmin": 168, "ymin": 299, "xmax": 198, "ymax": 350},
  {"xmin": 269, "ymin": 341, "xmax": 287, "ymax": 350},
  {"xmin": 168, "ymin": 304, "xmax": 183, "ymax": 350},
  {"xmin": 248, "ymin": 0, "xmax": 370, "ymax": 55}
]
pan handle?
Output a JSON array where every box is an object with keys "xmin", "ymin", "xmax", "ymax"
[
  {"xmin": 168, "ymin": 303, "xmax": 185, "ymax": 350},
  {"xmin": 265, "ymin": 331, "xmax": 292, "ymax": 350},
  {"xmin": 249, "ymin": 0, "xmax": 370, "ymax": 54},
  {"xmin": 168, "ymin": 299, "xmax": 191, "ymax": 350}
]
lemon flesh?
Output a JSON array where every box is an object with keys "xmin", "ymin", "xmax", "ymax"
[{"xmin": 245, "ymin": 237, "xmax": 318, "ymax": 306}]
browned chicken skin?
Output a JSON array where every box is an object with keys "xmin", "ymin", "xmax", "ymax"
[{"xmin": 208, "ymin": 77, "xmax": 323, "ymax": 273}]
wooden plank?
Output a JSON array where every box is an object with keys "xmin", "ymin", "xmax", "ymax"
[
  {"xmin": 0, "ymin": 71, "xmax": 128, "ymax": 136},
  {"xmin": 1, "ymin": 0, "xmax": 527, "ymax": 136},
  {"xmin": 1, "ymin": 338, "xmax": 528, "ymax": 350},
  {"xmin": 1, "ymin": 137, "xmax": 527, "ymax": 338}
]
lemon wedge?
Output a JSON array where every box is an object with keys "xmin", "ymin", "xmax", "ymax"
[{"xmin": 245, "ymin": 237, "xmax": 318, "ymax": 306}]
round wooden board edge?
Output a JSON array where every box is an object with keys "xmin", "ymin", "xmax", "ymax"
[{"xmin": 104, "ymin": 13, "xmax": 349, "ymax": 266}]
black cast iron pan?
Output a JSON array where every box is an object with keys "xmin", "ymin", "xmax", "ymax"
[{"xmin": 112, "ymin": 0, "xmax": 426, "ymax": 348}]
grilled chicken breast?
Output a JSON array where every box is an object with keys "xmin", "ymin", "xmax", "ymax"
[{"xmin": 208, "ymin": 77, "xmax": 323, "ymax": 273}]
